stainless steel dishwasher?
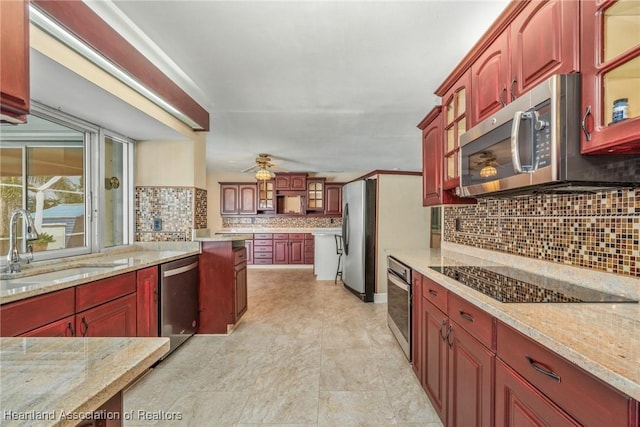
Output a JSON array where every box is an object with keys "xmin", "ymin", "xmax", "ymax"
[{"xmin": 159, "ymin": 255, "xmax": 199, "ymax": 357}]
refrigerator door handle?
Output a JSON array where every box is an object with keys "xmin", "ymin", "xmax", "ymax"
[{"xmin": 342, "ymin": 203, "xmax": 349, "ymax": 255}]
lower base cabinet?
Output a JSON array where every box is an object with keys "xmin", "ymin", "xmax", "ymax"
[
  {"xmin": 199, "ymin": 241, "xmax": 249, "ymax": 333},
  {"xmin": 76, "ymin": 294, "xmax": 137, "ymax": 337},
  {"xmin": 413, "ymin": 271, "xmax": 639, "ymax": 427},
  {"xmin": 496, "ymin": 359, "xmax": 580, "ymax": 427},
  {"xmin": 21, "ymin": 315, "xmax": 75, "ymax": 337}
]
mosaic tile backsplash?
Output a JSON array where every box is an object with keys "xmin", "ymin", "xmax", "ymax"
[
  {"xmin": 136, "ymin": 187, "xmax": 207, "ymax": 242},
  {"xmin": 223, "ymin": 216, "xmax": 342, "ymax": 229},
  {"xmin": 444, "ymin": 188, "xmax": 640, "ymax": 277}
]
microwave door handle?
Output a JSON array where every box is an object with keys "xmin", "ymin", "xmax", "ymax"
[{"xmin": 511, "ymin": 110, "xmax": 524, "ymax": 174}]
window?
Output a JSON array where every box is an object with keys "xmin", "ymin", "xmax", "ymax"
[{"xmin": 0, "ymin": 103, "xmax": 134, "ymax": 264}]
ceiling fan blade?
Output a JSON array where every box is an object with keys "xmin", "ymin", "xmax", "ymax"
[{"xmin": 241, "ymin": 165, "xmax": 260, "ymax": 173}]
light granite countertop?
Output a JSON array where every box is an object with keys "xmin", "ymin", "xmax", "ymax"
[
  {"xmin": 0, "ymin": 243, "xmax": 200, "ymax": 305},
  {"xmin": 192, "ymin": 229, "xmax": 254, "ymax": 242},
  {"xmin": 0, "ymin": 337, "xmax": 169, "ymax": 427},
  {"xmin": 386, "ymin": 243, "xmax": 640, "ymax": 402}
]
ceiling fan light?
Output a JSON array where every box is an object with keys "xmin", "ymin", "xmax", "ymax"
[
  {"xmin": 480, "ymin": 165, "xmax": 498, "ymax": 178},
  {"xmin": 255, "ymin": 168, "xmax": 272, "ymax": 181}
]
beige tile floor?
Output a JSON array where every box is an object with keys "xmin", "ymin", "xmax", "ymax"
[{"xmin": 124, "ymin": 269, "xmax": 443, "ymax": 426}]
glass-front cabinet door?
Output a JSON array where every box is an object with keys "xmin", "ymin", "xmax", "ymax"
[
  {"xmin": 442, "ymin": 71, "xmax": 470, "ymax": 190},
  {"xmin": 306, "ymin": 179, "xmax": 324, "ymax": 212},
  {"xmin": 581, "ymin": 0, "xmax": 640, "ymax": 154},
  {"xmin": 257, "ymin": 180, "xmax": 274, "ymax": 211}
]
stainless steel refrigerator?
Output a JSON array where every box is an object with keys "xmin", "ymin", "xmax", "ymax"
[{"xmin": 341, "ymin": 179, "xmax": 376, "ymax": 302}]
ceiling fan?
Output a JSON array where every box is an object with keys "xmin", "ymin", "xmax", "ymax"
[{"xmin": 241, "ymin": 153, "xmax": 287, "ymax": 180}]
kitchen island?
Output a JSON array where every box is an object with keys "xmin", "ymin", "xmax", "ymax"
[{"xmin": 0, "ymin": 337, "xmax": 169, "ymax": 427}]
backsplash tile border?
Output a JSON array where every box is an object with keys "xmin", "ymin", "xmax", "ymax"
[{"xmin": 444, "ymin": 188, "xmax": 639, "ymax": 277}]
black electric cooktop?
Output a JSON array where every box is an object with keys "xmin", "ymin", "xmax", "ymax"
[{"xmin": 430, "ymin": 265, "xmax": 637, "ymax": 303}]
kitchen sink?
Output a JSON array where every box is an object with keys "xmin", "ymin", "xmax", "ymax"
[{"xmin": 2, "ymin": 266, "xmax": 117, "ymax": 286}]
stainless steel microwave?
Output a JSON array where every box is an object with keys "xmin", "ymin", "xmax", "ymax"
[{"xmin": 458, "ymin": 74, "xmax": 639, "ymax": 197}]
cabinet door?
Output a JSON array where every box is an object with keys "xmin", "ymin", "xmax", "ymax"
[
  {"xmin": 510, "ymin": 0, "xmax": 579, "ymax": 98},
  {"xmin": 77, "ymin": 294, "xmax": 137, "ymax": 337},
  {"xmin": 257, "ymin": 180, "xmax": 275, "ymax": 211},
  {"xmin": 20, "ymin": 315, "xmax": 76, "ymax": 337},
  {"xmin": 234, "ymin": 262, "xmax": 248, "ymax": 320},
  {"xmin": 495, "ymin": 359, "xmax": 580, "ymax": 427},
  {"xmin": 471, "ymin": 30, "xmax": 510, "ymax": 125},
  {"xmin": 447, "ymin": 322, "xmax": 494, "ymax": 427},
  {"xmin": 325, "ymin": 184, "xmax": 343, "ymax": 215},
  {"xmin": 421, "ymin": 108, "xmax": 444, "ymax": 206},
  {"xmin": 290, "ymin": 174, "xmax": 307, "ymax": 190},
  {"xmin": 411, "ymin": 272, "xmax": 423, "ymax": 381},
  {"xmin": 275, "ymin": 175, "xmax": 290, "ymax": 190},
  {"xmin": 238, "ymin": 184, "xmax": 258, "ymax": 214},
  {"xmin": 220, "ymin": 185, "xmax": 239, "ymax": 215},
  {"xmin": 136, "ymin": 266, "xmax": 158, "ymax": 337},
  {"xmin": 580, "ymin": 0, "xmax": 640, "ymax": 154},
  {"xmin": 442, "ymin": 71, "xmax": 470, "ymax": 190},
  {"xmin": 289, "ymin": 239, "xmax": 305, "ymax": 264},
  {"xmin": 0, "ymin": 0, "xmax": 29, "ymax": 123},
  {"xmin": 273, "ymin": 240, "xmax": 289, "ymax": 264},
  {"xmin": 307, "ymin": 179, "xmax": 325, "ymax": 212},
  {"xmin": 423, "ymin": 299, "xmax": 448, "ymax": 424}
]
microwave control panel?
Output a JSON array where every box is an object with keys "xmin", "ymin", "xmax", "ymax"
[{"xmin": 532, "ymin": 102, "xmax": 552, "ymax": 169}]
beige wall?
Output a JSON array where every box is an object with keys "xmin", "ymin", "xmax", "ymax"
[
  {"xmin": 206, "ymin": 172, "xmax": 363, "ymax": 231},
  {"xmin": 376, "ymin": 174, "xmax": 430, "ymax": 294},
  {"xmin": 31, "ymin": 25, "xmax": 208, "ymax": 189}
]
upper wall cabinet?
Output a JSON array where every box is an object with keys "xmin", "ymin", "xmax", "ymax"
[
  {"xmin": 275, "ymin": 173, "xmax": 307, "ymax": 191},
  {"xmin": 306, "ymin": 178, "xmax": 325, "ymax": 212},
  {"xmin": 0, "ymin": 0, "xmax": 30, "ymax": 123},
  {"xmin": 470, "ymin": 0, "xmax": 579, "ymax": 127},
  {"xmin": 581, "ymin": 0, "xmax": 640, "ymax": 154},
  {"xmin": 442, "ymin": 71, "xmax": 471, "ymax": 191},
  {"xmin": 509, "ymin": 0, "xmax": 579, "ymax": 98},
  {"xmin": 324, "ymin": 183, "xmax": 343, "ymax": 216},
  {"xmin": 470, "ymin": 31, "xmax": 510, "ymax": 125},
  {"xmin": 220, "ymin": 183, "xmax": 257, "ymax": 216}
]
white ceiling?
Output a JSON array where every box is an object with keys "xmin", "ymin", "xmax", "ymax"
[{"xmin": 39, "ymin": 1, "xmax": 511, "ymax": 174}]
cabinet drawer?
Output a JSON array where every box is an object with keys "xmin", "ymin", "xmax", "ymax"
[
  {"xmin": 289, "ymin": 233, "xmax": 305, "ymax": 240},
  {"xmin": 1, "ymin": 287, "xmax": 75, "ymax": 336},
  {"xmin": 254, "ymin": 252, "xmax": 273, "ymax": 259},
  {"xmin": 254, "ymin": 233, "xmax": 273, "ymax": 239},
  {"xmin": 253, "ymin": 258, "xmax": 273, "ymax": 265},
  {"xmin": 422, "ymin": 276, "xmax": 448, "ymax": 313},
  {"xmin": 304, "ymin": 233, "xmax": 314, "ymax": 240},
  {"xmin": 233, "ymin": 247, "xmax": 247, "ymax": 265},
  {"xmin": 253, "ymin": 239, "xmax": 272, "ymax": 246},
  {"xmin": 448, "ymin": 292, "xmax": 494, "ymax": 350},
  {"xmin": 273, "ymin": 233, "xmax": 288, "ymax": 240},
  {"xmin": 497, "ymin": 322, "xmax": 632, "ymax": 427},
  {"xmin": 254, "ymin": 245, "xmax": 273, "ymax": 253},
  {"xmin": 76, "ymin": 272, "xmax": 136, "ymax": 312}
]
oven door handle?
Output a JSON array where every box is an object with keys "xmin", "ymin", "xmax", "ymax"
[{"xmin": 388, "ymin": 273, "xmax": 410, "ymax": 292}]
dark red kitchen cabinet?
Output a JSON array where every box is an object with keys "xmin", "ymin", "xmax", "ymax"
[
  {"xmin": 275, "ymin": 173, "xmax": 307, "ymax": 191},
  {"xmin": 447, "ymin": 319, "xmax": 495, "ymax": 427},
  {"xmin": 580, "ymin": 0, "xmax": 640, "ymax": 154},
  {"xmin": 304, "ymin": 234, "xmax": 314, "ymax": 265},
  {"xmin": 411, "ymin": 272, "xmax": 423, "ymax": 381},
  {"xmin": 20, "ymin": 315, "xmax": 76, "ymax": 337},
  {"xmin": 220, "ymin": 183, "xmax": 257, "ymax": 215},
  {"xmin": 509, "ymin": 0, "xmax": 579, "ymax": 98},
  {"xmin": 325, "ymin": 183, "xmax": 343, "ymax": 215},
  {"xmin": 273, "ymin": 239, "xmax": 289, "ymax": 264},
  {"xmin": 495, "ymin": 359, "xmax": 581, "ymax": 427},
  {"xmin": 0, "ymin": 0, "xmax": 29, "ymax": 123},
  {"xmin": 1, "ymin": 288, "xmax": 75, "ymax": 336},
  {"xmin": 76, "ymin": 272, "xmax": 136, "ymax": 312},
  {"xmin": 76, "ymin": 293, "xmax": 137, "ymax": 337},
  {"xmin": 234, "ymin": 260, "xmax": 248, "ymax": 320},
  {"xmin": 136, "ymin": 266, "xmax": 159, "ymax": 337},
  {"xmin": 471, "ymin": 30, "xmax": 510, "ymax": 125},
  {"xmin": 289, "ymin": 239, "xmax": 305, "ymax": 264},
  {"xmin": 418, "ymin": 107, "xmax": 475, "ymax": 207},
  {"xmin": 422, "ymin": 297, "xmax": 448, "ymax": 424}
]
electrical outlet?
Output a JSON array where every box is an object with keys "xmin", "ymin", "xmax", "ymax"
[{"xmin": 153, "ymin": 218, "xmax": 162, "ymax": 231}]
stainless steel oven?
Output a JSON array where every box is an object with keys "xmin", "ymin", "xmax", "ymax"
[{"xmin": 387, "ymin": 256, "xmax": 411, "ymax": 360}]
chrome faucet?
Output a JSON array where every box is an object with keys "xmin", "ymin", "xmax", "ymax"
[{"xmin": 6, "ymin": 208, "xmax": 39, "ymax": 273}]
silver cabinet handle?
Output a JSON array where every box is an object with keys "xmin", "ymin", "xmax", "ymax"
[
  {"xmin": 525, "ymin": 355, "xmax": 561, "ymax": 382},
  {"xmin": 581, "ymin": 105, "xmax": 592, "ymax": 141}
]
